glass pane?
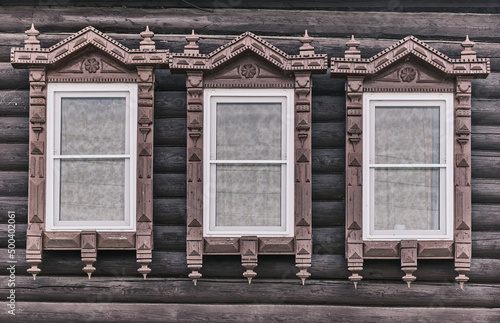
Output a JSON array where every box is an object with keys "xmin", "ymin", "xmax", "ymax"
[
  {"xmin": 216, "ymin": 164, "xmax": 281, "ymax": 226},
  {"xmin": 374, "ymin": 168, "xmax": 440, "ymax": 230},
  {"xmin": 61, "ymin": 98, "xmax": 127, "ymax": 155},
  {"xmin": 216, "ymin": 103, "xmax": 282, "ymax": 160},
  {"xmin": 375, "ymin": 106, "xmax": 440, "ymax": 164},
  {"xmin": 59, "ymin": 159, "xmax": 126, "ymax": 221}
]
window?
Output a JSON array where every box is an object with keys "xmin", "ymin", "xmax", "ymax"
[
  {"xmin": 46, "ymin": 83, "xmax": 137, "ymax": 231},
  {"xmin": 363, "ymin": 93, "xmax": 453, "ymax": 240},
  {"xmin": 172, "ymin": 31, "xmax": 327, "ymax": 284},
  {"xmin": 204, "ymin": 89, "xmax": 294, "ymax": 237},
  {"xmin": 331, "ymin": 35, "xmax": 489, "ymax": 288},
  {"xmin": 12, "ymin": 25, "xmax": 167, "ymax": 278}
]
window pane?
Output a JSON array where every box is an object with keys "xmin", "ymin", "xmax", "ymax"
[
  {"xmin": 59, "ymin": 159, "xmax": 125, "ymax": 221},
  {"xmin": 216, "ymin": 164, "xmax": 281, "ymax": 226},
  {"xmin": 216, "ymin": 103, "xmax": 282, "ymax": 160},
  {"xmin": 373, "ymin": 168, "xmax": 440, "ymax": 230},
  {"xmin": 61, "ymin": 98, "xmax": 127, "ymax": 155},
  {"xmin": 375, "ymin": 106, "xmax": 440, "ymax": 164}
]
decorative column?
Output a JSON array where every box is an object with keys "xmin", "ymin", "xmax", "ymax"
[
  {"xmin": 135, "ymin": 27, "xmax": 157, "ymax": 279},
  {"xmin": 294, "ymin": 31, "xmax": 314, "ymax": 285},
  {"xmin": 25, "ymin": 25, "xmax": 46, "ymax": 280},
  {"xmin": 241, "ymin": 236, "xmax": 258, "ymax": 284},
  {"xmin": 184, "ymin": 31, "xmax": 204, "ymax": 285},
  {"xmin": 400, "ymin": 240, "xmax": 417, "ymax": 287},
  {"xmin": 81, "ymin": 231, "xmax": 97, "ymax": 278},
  {"xmin": 344, "ymin": 36, "xmax": 364, "ymax": 288},
  {"xmin": 454, "ymin": 36, "xmax": 475, "ymax": 289}
]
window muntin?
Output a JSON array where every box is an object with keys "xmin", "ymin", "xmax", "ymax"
[
  {"xmin": 363, "ymin": 93, "xmax": 453, "ymax": 240},
  {"xmin": 46, "ymin": 83, "xmax": 137, "ymax": 231},
  {"xmin": 204, "ymin": 89, "xmax": 294, "ymax": 237}
]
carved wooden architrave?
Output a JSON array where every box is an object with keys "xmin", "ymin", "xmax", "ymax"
[
  {"xmin": 11, "ymin": 25, "xmax": 168, "ymax": 279},
  {"xmin": 331, "ymin": 36, "xmax": 490, "ymax": 288},
  {"xmin": 171, "ymin": 31, "xmax": 327, "ymax": 285}
]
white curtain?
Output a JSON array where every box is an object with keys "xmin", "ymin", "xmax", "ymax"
[{"xmin": 373, "ymin": 106, "xmax": 440, "ymax": 230}]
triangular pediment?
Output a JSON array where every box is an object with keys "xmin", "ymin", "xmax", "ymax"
[
  {"xmin": 204, "ymin": 52, "xmax": 294, "ymax": 87},
  {"xmin": 11, "ymin": 26, "xmax": 169, "ymax": 68},
  {"xmin": 331, "ymin": 35, "xmax": 490, "ymax": 78},
  {"xmin": 206, "ymin": 32, "xmax": 290, "ymax": 72}
]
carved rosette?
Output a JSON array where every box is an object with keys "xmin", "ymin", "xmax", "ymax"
[
  {"xmin": 454, "ymin": 76, "xmax": 473, "ymax": 289},
  {"xmin": 331, "ymin": 35, "xmax": 489, "ymax": 289},
  {"xmin": 26, "ymin": 66, "xmax": 47, "ymax": 279},
  {"xmin": 345, "ymin": 76, "xmax": 364, "ymax": 288},
  {"xmin": 12, "ymin": 25, "xmax": 168, "ymax": 279},
  {"xmin": 186, "ymin": 71, "xmax": 204, "ymax": 285}
]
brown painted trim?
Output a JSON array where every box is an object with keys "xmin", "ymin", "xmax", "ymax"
[
  {"xmin": 12, "ymin": 25, "xmax": 167, "ymax": 279},
  {"xmin": 332, "ymin": 35, "xmax": 490, "ymax": 289},
  {"xmin": 174, "ymin": 31, "xmax": 327, "ymax": 285}
]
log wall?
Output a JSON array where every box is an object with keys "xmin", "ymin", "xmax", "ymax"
[{"xmin": 0, "ymin": 4, "xmax": 499, "ymax": 322}]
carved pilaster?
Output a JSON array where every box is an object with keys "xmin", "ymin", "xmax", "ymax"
[
  {"xmin": 81, "ymin": 231, "xmax": 97, "ymax": 278},
  {"xmin": 346, "ymin": 76, "xmax": 364, "ymax": 288},
  {"xmin": 136, "ymin": 66, "xmax": 154, "ymax": 278},
  {"xmin": 26, "ymin": 66, "xmax": 47, "ymax": 279},
  {"xmin": 294, "ymin": 71, "xmax": 312, "ymax": 285},
  {"xmin": 241, "ymin": 236, "xmax": 258, "ymax": 284},
  {"xmin": 454, "ymin": 76, "xmax": 473, "ymax": 289},
  {"xmin": 186, "ymin": 71, "xmax": 204, "ymax": 285},
  {"xmin": 400, "ymin": 240, "xmax": 417, "ymax": 288}
]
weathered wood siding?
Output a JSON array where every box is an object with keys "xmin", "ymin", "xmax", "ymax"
[{"xmin": 0, "ymin": 4, "xmax": 499, "ymax": 322}]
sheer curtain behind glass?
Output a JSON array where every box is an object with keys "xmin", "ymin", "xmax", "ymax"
[
  {"xmin": 215, "ymin": 103, "xmax": 282, "ymax": 227},
  {"xmin": 373, "ymin": 106, "xmax": 440, "ymax": 231},
  {"xmin": 59, "ymin": 98, "xmax": 126, "ymax": 222}
]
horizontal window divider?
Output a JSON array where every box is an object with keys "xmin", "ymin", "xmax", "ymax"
[
  {"xmin": 209, "ymin": 160, "xmax": 286, "ymax": 164},
  {"xmin": 54, "ymin": 155, "xmax": 131, "ymax": 159},
  {"xmin": 368, "ymin": 164, "xmax": 446, "ymax": 168}
]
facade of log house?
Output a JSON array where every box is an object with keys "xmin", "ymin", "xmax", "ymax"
[{"xmin": 0, "ymin": 2, "xmax": 499, "ymax": 322}]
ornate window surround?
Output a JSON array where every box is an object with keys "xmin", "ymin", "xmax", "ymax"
[
  {"xmin": 11, "ymin": 25, "xmax": 169, "ymax": 279},
  {"xmin": 331, "ymin": 35, "xmax": 490, "ymax": 288},
  {"xmin": 171, "ymin": 31, "xmax": 327, "ymax": 284}
]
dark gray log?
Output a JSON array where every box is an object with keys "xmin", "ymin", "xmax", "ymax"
[
  {"xmin": 4, "ymin": 276, "xmax": 500, "ymax": 307},
  {"xmin": 311, "ymin": 148, "xmax": 345, "ymax": 173},
  {"xmin": 153, "ymin": 146, "xmax": 186, "ymax": 173},
  {"xmin": 0, "ymin": 117, "xmax": 28, "ymax": 143},
  {"xmin": 472, "ymin": 99, "xmax": 500, "ymax": 126},
  {"xmin": 0, "ymin": 143, "xmax": 28, "ymax": 171},
  {"xmin": 1, "ymin": 248, "xmax": 500, "ymax": 283},
  {"xmin": 1, "ymin": 7, "xmax": 500, "ymax": 42},
  {"xmin": 7, "ymin": 302, "xmax": 500, "ymax": 323},
  {"xmin": 153, "ymin": 197, "xmax": 186, "ymax": 225},
  {"xmin": 472, "ymin": 178, "xmax": 500, "ymax": 203},
  {"xmin": 0, "ymin": 196, "xmax": 27, "ymax": 223},
  {"xmin": 472, "ymin": 203, "xmax": 500, "ymax": 231},
  {"xmin": 312, "ymin": 173, "xmax": 345, "ymax": 200},
  {"xmin": 0, "ymin": 90, "xmax": 29, "ymax": 117},
  {"xmin": 472, "ymin": 155, "xmax": 500, "ymax": 179},
  {"xmin": 0, "ymin": 171, "xmax": 27, "ymax": 197}
]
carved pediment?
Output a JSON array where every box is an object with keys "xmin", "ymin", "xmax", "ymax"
[
  {"xmin": 204, "ymin": 53, "xmax": 294, "ymax": 88},
  {"xmin": 364, "ymin": 59, "xmax": 454, "ymax": 92},
  {"xmin": 11, "ymin": 25, "xmax": 169, "ymax": 69},
  {"xmin": 331, "ymin": 35, "xmax": 490, "ymax": 78}
]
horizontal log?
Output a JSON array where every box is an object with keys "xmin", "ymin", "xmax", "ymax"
[
  {"xmin": 153, "ymin": 146, "xmax": 186, "ymax": 173},
  {"xmin": 8, "ymin": 302, "xmax": 500, "ymax": 323},
  {"xmin": 2, "ymin": 7, "xmax": 500, "ymax": 43},
  {"xmin": 3, "ymin": 223, "xmax": 500, "ymax": 259},
  {"xmin": 2, "ymin": 247, "xmax": 500, "ymax": 284},
  {"xmin": 0, "ymin": 90, "xmax": 29, "ymax": 117},
  {"xmin": 472, "ymin": 99, "xmax": 500, "ymax": 126},
  {"xmin": 472, "ymin": 178, "xmax": 500, "ymax": 203},
  {"xmin": 0, "ymin": 144, "xmax": 28, "ymax": 171},
  {"xmin": 0, "ymin": 117, "xmax": 28, "ymax": 143},
  {"xmin": 472, "ymin": 155, "xmax": 500, "ymax": 179},
  {"xmin": 0, "ymin": 172, "xmax": 27, "ymax": 197},
  {"xmin": 3, "ymin": 275, "xmax": 500, "ymax": 308},
  {"xmin": 0, "ymin": 196, "xmax": 27, "ymax": 223},
  {"xmin": 472, "ymin": 203, "xmax": 500, "ymax": 231}
]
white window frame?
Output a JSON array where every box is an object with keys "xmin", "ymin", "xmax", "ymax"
[
  {"xmin": 46, "ymin": 83, "xmax": 137, "ymax": 231},
  {"xmin": 363, "ymin": 92, "xmax": 453, "ymax": 240},
  {"xmin": 203, "ymin": 88, "xmax": 294, "ymax": 237}
]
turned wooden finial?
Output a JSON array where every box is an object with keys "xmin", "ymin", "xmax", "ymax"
[
  {"xmin": 185, "ymin": 30, "xmax": 200, "ymax": 54},
  {"xmin": 140, "ymin": 26, "xmax": 156, "ymax": 50},
  {"xmin": 25, "ymin": 23, "xmax": 40, "ymax": 49},
  {"xmin": 345, "ymin": 35, "xmax": 361, "ymax": 59},
  {"xmin": 461, "ymin": 35, "xmax": 476, "ymax": 60},
  {"xmin": 299, "ymin": 29, "xmax": 315, "ymax": 56}
]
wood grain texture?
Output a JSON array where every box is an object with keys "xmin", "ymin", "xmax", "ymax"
[
  {"xmin": 2, "ymin": 276, "xmax": 500, "ymax": 307},
  {"xmin": 1, "ymin": 7, "xmax": 500, "ymax": 41},
  {"xmin": 4, "ymin": 302, "xmax": 500, "ymax": 323}
]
